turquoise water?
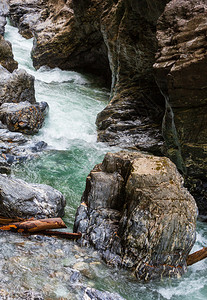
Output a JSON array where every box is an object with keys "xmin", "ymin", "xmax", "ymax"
[
  {"xmin": 3, "ymin": 22, "xmax": 207, "ymax": 299},
  {"xmin": 5, "ymin": 21, "xmax": 115, "ymax": 231}
]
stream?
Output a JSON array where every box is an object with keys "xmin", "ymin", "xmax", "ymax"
[{"xmin": 2, "ymin": 21, "xmax": 207, "ymax": 300}]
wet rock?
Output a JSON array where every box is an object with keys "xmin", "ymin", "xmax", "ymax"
[
  {"xmin": 0, "ymin": 1, "xmax": 17, "ymax": 74},
  {"xmin": 0, "ymin": 156, "xmax": 11, "ymax": 174},
  {"xmin": 0, "ymin": 173, "xmax": 66, "ymax": 219},
  {"xmin": 0, "ymin": 35, "xmax": 18, "ymax": 72},
  {"xmin": 0, "ymin": 66, "xmax": 36, "ymax": 105},
  {"xmin": 0, "ymin": 128, "xmax": 48, "ymax": 168},
  {"xmin": 96, "ymin": 0, "xmax": 169, "ymax": 151},
  {"xmin": 74, "ymin": 151, "xmax": 197, "ymax": 281},
  {"xmin": 0, "ymin": 0, "xmax": 9, "ymax": 36},
  {"xmin": 83, "ymin": 287, "xmax": 124, "ymax": 300},
  {"xmin": 0, "ymin": 290, "xmax": 44, "ymax": 300},
  {"xmin": 153, "ymin": 0, "xmax": 207, "ymax": 212},
  {"xmin": 0, "ymin": 62, "xmax": 48, "ymax": 165},
  {"xmin": 0, "ymin": 129, "xmax": 28, "ymax": 167},
  {"xmin": 0, "ymin": 101, "xmax": 48, "ymax": 134},
  {"xmin": 9, "ymin": 0, "xmax": 48, "ymax": 39},
  {"xmin": 65, "ymin": 267, "xmax": 81, "ymax": 284},
  {"xmin": 0, "ymin": 128, "xmax": 28, "ymax": 143},
  {"xmin": 9, "ymin": 0, "xmax": 168, "ymax": 151},
  {"xmin": 9, "ymin": 0, "xmax": 111, "ymax": 83}
]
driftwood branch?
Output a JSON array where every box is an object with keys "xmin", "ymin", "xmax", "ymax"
[
  {"xmin": 0, "ymin": 217, "xmax": 81, "ymax": 240},
  {"xmin": 0, "ymin": 218, "xmax": 67, "ymax": 233},
  {"xmin": 187, "ymin": 247, "xmax": 207, "ymax": 266}
]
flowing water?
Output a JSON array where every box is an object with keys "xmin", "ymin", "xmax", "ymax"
[{"xmin": 2, "ymin": 22, "xmax": 207, "ymax": 300}]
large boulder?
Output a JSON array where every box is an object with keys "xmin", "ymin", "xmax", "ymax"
[
  {"xmin": 153, "ymin": 0, "xmax": 207, "ymax": 213},
  {"xmin": 0, "ymin": 66, "xmax": 48, "ymax": 134},
  {"xmin": 0, "ymin": 101, "xmax": 48, "ymax": 134},
  {"xmin": 0, "ymin": 174, "xmax": 66, "ymax": 219},
  {"xmin": 74, "ymin": 151, "xmax": 197, "ymax": 281}
]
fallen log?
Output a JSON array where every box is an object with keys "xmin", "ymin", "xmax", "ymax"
[
  {"xmin": 187, "ymin": 247, "xmax": 207, "ymax": 266},
  {"xmin": 35, "ymin": 230, "xmax": 82, "ymax": 239},
  {"xmin": 0, "ymin": 218, "xmax": 67, "ymax": 233},
  {"xmin": 0, "ymin": 216, "xmax": 27, "ymax": 224}
]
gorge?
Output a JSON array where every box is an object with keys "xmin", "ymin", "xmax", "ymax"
[{"xmin": 0, "ymin": 0, "xmax": 207, "ymax": 299}]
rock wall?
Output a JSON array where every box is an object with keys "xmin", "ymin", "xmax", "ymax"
[
  {"xmin": 9, "ymin": 0, "xmax": 169, "ymax": 153},
  {"xmin": 96, "ymin": 0, "xmax": 169, "ymax": 152},
  {"xmin": 74, "ymin": 151, "xmax": 197, "ymax": 281},
  {"xmin": 9, "ymin": 0, "xmax": 111, "ymax": 83},
  {"xmin": 154, "ymin": 0, "xmax": 207, "ymax": 214}
]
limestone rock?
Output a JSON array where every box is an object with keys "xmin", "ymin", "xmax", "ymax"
[
  {"xmin": 0, "ymin": 101, "xmax": 48, "ymax": 134},
  {"xmin": 0, "ymin": 173, "xmax": 66, "ymax": 219},
  {"xmin": 153, "ymin": 0, "xmax": 207, "ymax": 213},
  {"xmin": 9, "ymin": 0, "xmax": 207, "ymax": 212},
  {"xmin": 74, "ymin": 151, "xmax": 197, "ymax": 281}
]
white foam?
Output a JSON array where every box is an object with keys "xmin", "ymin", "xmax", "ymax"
[{"xmin": 5, "ymin": 22, "xmax": 109, "ymax": 151}]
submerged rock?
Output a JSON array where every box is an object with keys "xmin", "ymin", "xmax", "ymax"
[
  {"xmin": 0, "ymin": 173, "xmax": 66, "ymax": 219},
  {"xmin": 0, "ymin": 101, "xmax": 48, "ymax": 134},
  {"xmin": 83, "ymin": 287, "xmax": 125, "ymax": 300},
  {"xmin": 74, "ymin": 151, "xmax": 197, "ymax": 281}
]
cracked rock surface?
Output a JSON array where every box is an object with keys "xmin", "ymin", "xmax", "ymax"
[{"xmin": 74, "ymin": 151, "xmax": 197, "ymax": 281}]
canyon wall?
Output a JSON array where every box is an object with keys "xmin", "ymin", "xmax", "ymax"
[
  {"xmin": 8, "ymin": 0, "xmax": 207, "ymax": 211},
  {"xmin": 154, "ymin": 0, "xmax": 207, "ymax": 214},
  {"xmin": 9, "ymin": 0, "xmax": 169, "ymax": 154}
]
